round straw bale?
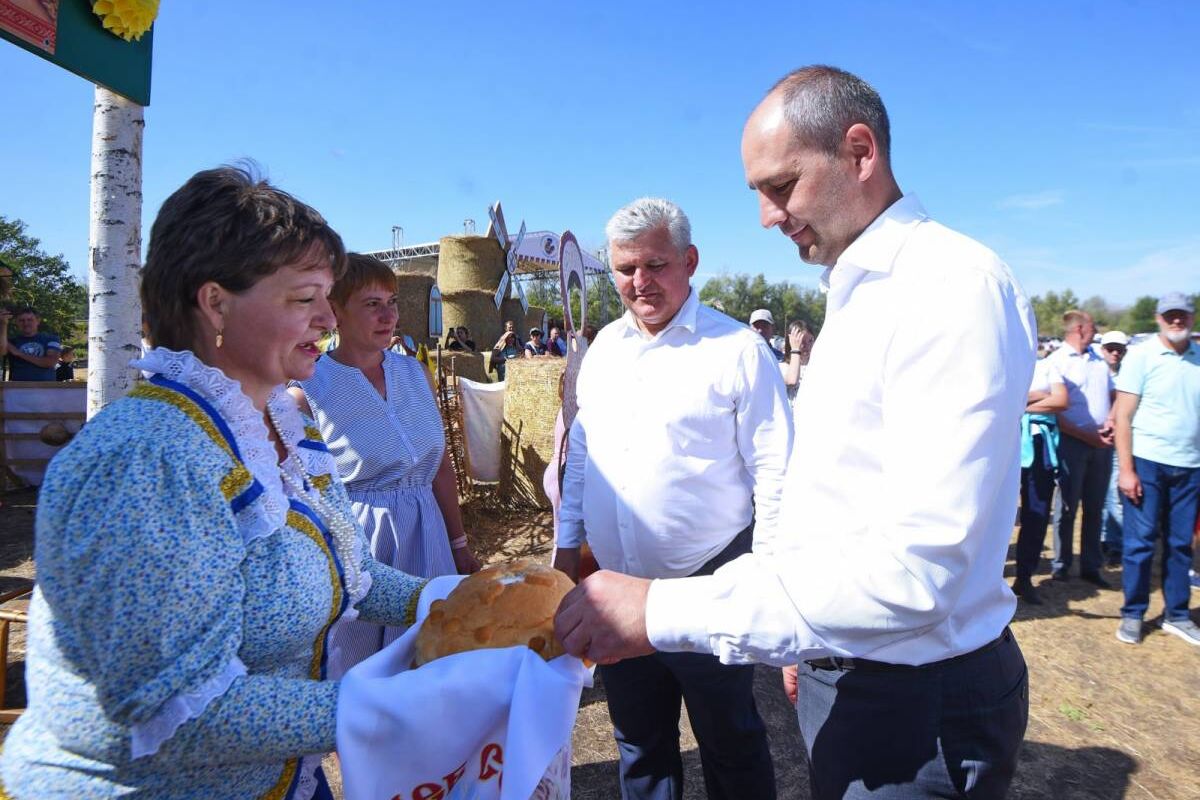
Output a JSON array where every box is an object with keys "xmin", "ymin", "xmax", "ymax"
[
  {"xmin": 437, "ymin": 235, "xmax": 506, "ymax": 294},
  {"xmin": 442, "ymin": 289, "xmax": 504, "ymax": 354},
  {"xmin": 394, "ymin": 272, "xmax": 436, "ymax": 347},
  {"xmin": 524, "ymin": 305, "xmax": 548, "ymax": 337},
  {"xmin": 500, "ymin": 296, "xmax": 526, "ymax": 334},
  {"xmin": 432, "ymin": 349, "xmax": 488, "ymax": 384},
  {"xmin": 500, "ymin": 357, "xmax": 565, "ymax": 509}
]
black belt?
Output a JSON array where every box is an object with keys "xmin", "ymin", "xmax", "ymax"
[{"xmin": 804, "ymin": 627, "xmax": 1013, "ymax": 673}]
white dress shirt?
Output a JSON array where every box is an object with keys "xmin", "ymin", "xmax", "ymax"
[
  {"xmin": 558, "ymin": 288, "xmax": 793, "ymax": 579},
  {"xmin": 646, "ymin": 195, "xmax": 1037, "ymax": 666},
  {"xmin": 1047, "ymin": 343, "xmax": 1112, "ymax": 430}
]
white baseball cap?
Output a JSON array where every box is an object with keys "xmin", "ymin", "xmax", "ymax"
[
  {"xmin": 749, "ymin": 309, "xmax": 775, "ymax": 326},
  {"xmin": 1099, "ymin": 330, "xmax": 1129, "ymax": 347}
]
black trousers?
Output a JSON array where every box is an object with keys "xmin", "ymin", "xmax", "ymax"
[
  {"xmin": 599, "ymin": 525, "xmax": 776, "ymax": 800},
  {"xmin": 797, "ymin": 631, "xmax": 1028, "ymax": 799}
]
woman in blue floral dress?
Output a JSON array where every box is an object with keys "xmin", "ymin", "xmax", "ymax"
[{"xmin": 0, "ymin": 166, "xmax": 429, "ymax": 799}]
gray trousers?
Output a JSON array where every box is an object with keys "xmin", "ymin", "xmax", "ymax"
[{"xmin": 1052, "ymin": 434, "xmax": 1112, "ymax": 574}]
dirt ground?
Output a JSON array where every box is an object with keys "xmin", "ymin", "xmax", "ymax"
[{"xmin": 2, "ymin": 487, "xmax": 1198, "ymax": 799}]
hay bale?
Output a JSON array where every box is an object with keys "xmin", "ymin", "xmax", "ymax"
[
  {"xmin": 524, "ymin": 305, "xmax": 548, "ymax": 337},
  {"xmin": 433, "ymin": 350, "xmax": 488, "ymax": 384},
  {"xmin": 394, "ymin": 272, "xmax": 436, "ymax": 346},
  {"xmin": 500, "ymin": 297, "xmax": 526, "ymax": 335},
  {"xmin": 500, "ymin": 357, "xmax": 565, "ymax": 509},
  {"xmin": 437, "ymin": 236, "xmax": 506, "ymax": 294},
  {"xmin": 443, "ymin": 289, "xmax": 505, "ymax": 354},
  {"xmin": 438, "ymin": 235, "xmax": 506, "ymax": 348}
]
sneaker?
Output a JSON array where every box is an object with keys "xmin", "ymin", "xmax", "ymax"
[
  {"xmin": 1081, "ymin": 571, "xmax": 1111, "ymax": 589},
  {"xmin": 1161, "ymin": 619, "xmax": 1200, "ymax": 647},
  {"xmin": 1190, "ymin": 570, "xmax": 1199, "ymax": 592},
  {"xmin": 1012, "ymin": 578, "xmax": 1043, "ymax": 606},
  {"xmin": 1115, "ymin": 618, "xmax": 1142, "ymax": 645},
  {"xmin": 1104, "ymin": 550, "xmax": 1122, "ymax": 568}
]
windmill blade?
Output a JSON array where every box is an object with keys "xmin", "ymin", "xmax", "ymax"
[
  {"xmin": 493, "ymin": 271, "xmax": 510, "ymax": 309},
  {"xmin": 487, "ymin": 202, "xmax": 508, "ymax": 251},
  {"xmin": 512, "ymin": 221, "xmax": 527, "ymax": 255},
  {"xmin": 506, "ymin": 221, "xmax": 527, "ymax": 276},
  {"xmin": 516, "ymin": 277, "xmax": 529, "ymax": 313}
]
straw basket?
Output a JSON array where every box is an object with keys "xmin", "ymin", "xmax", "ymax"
[
  {"xmin": 394, "ymin": 272, "xmax": 436, "ymax": 346},
  {"xmin": 500, "ymin": 357, "xmax": 565, "ymax": 509},
  {"xmin": 438, "ymin": 235, "xmax": 506, "ymax": 348}
]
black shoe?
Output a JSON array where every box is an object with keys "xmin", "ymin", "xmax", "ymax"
[
  {"xmin": 1081, "ymin": 571, "xmax": 1111, "ymax": 589},
  {"xmin": 1104, "ymin": 550, "xmax": 1122, "ymax": 568},
  {"xmin": 1051, "ymin": 568, "xmax": 1071, "ymax": 581},
  {"xmin": 1012, "ymin": 578, "xmax": 1043, "ymax": 605}
]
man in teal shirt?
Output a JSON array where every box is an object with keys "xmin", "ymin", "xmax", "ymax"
[{"xmin": 1112, "ymin": 292, "xmax": 1200, "ymax": 647}]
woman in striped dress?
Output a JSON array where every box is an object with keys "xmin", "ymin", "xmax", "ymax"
[{"xmin": 291, "ymin": 254, "xmax": 480, "ymax": 677}]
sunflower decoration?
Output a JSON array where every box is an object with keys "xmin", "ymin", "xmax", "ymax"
[{"xmin": 92, "ymin": 0, "xmax": 159, "ymax": 42}]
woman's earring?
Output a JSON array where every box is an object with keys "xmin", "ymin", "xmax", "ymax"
[{"xmin": 216, "ymin": 329, "xmax": 224, "ymax": 349}]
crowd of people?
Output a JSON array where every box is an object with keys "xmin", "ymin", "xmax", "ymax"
[
  {"xmin": 1014, "ymin": 301, "xmax": 1200, "ymax": 648},
  {"xmin": 1, "ymin": 63, "xmax": 1197, "ymax": 800}
]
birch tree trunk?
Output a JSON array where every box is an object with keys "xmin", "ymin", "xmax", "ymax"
[{"xmin": 87, "ymin": 86, "xmax": 144, "ymax": 418}]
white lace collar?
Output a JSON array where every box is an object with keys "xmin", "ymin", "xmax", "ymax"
[{"xmin": 131, "ymin": 348, "xmax": 307, "ymax": 546}]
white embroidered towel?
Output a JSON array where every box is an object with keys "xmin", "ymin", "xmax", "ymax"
[{"xmin": 336, "ymin": 576, "xmax": 592, "ymax": 800}]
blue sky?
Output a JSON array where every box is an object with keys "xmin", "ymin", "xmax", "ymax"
[{"xmin": 2, "ymin": 1, "xmax": 1198, "ymax": 305}]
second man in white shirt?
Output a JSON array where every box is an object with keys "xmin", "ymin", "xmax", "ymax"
[{"xmin": 554, "ymin": 197, "xmax": 793, "ymax": 800}]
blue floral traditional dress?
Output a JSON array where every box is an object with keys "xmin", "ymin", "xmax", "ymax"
[
  {"xmin": 297, "ymin": 350, "xmax": 457, "ymax": 676},
  {"xmin": 0, "ymin": 349, "xmax": 427, "ymax": 799}
]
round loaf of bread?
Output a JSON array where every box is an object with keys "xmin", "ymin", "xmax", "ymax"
[{"xmin": 415, "ymin": 559, "xmax": 575, "ymax": 666}]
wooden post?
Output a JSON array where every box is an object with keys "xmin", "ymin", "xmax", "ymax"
[{"xmin": 87, "ymin": 86, "xmax": 144, "ymax": 418}]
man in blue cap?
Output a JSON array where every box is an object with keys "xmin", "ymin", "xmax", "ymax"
[{"xmin": 1112, "ymin": 291, "xmax": 1200, "ymax": 646}]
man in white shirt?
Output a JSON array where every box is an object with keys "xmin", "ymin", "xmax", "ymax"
[
  {"xmin": 556, "ymin": 66, "xmax": 1036, "ymax": 799},
  {"xmin": 1047, "ymin": 310, "xmax": 1115, "ymax": 586},
  {"xmin": 554, "ymin": 197, "xmax": 792, "ymax": 800}
]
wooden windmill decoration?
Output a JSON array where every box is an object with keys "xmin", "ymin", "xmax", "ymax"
[{"xmin": 486, "ymin": 202, "xmax": 528, "ymax": 312}]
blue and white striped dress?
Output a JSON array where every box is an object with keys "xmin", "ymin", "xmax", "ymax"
[{"xmin": 298, "ymin": 350, "xmax": 457, "ymax": 676}]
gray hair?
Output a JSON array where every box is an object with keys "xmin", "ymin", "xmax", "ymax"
[
  {"xmin": 769, "ymin": 65, "xmax": 891, "ymax": 161},
  {"xmin": 605, "ymin": 197, "xmax": 692, "ymax": 252}
]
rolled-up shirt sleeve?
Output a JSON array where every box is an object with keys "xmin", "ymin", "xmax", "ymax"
[{"xmin": 647, "ymin": 265, "xmax": 1033, "ymax": 666}]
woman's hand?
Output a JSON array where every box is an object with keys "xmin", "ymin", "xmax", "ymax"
[
  {"xmin": 453, "ymin": 546, "xmax": 481, "ymax": 574},
  {"xmin": 788, "ymin": 327, "xmax": 814, "ymax": 360}
]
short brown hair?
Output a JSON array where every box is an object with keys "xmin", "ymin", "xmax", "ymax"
[
  {"xmin": 330, "ymin": 253, "xmax": 396, "ymax": 309},
  {"xmin": 141, "ymin": 164, "xmax": 347, "ymax": 350},
  {"xmin": 1062, "ymin": 309, "xmax": 1091, "ymax": 334}
]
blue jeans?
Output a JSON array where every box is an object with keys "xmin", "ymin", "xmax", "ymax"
[
  {"xmin": 1120, "ymin": 457, "xmax": 1200, "ymax": 621},
  {"xmin": 1052, "ymin": 436, "xmax": 1111, "ymax": 574},
  {"xmin": 1015, "ymin": 435, "xmax": 1055, "ymax": 581},
  {"xmin": 1101, "ymin": 449, "xmax": 1124, "ymax": 554}
]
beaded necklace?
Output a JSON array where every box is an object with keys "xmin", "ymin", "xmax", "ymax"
[{"xmin": 265, "ymin": 400, "xmax": 363, "ymax": 598}]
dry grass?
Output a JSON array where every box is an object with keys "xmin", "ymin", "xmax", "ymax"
[{"xmin": 3, "ymin": 487, "xmax": 1198, "ymax": 799}]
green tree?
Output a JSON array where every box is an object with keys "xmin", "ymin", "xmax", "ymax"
[
  {"xmin": 1080, "ymin": 295, "xmax": 1116, "ymax": 329},
  {"xmin": 522, "ymin": 272, "xmax": 618, "ymax": 330},
  {"xmin": 698, "ymin": 272, "xmax": 826, "ymax": 334},
  {"xmin": 1029, "ymin": 289, "xmax": 1081, "ymax": 339},
  {"xmin": 1, "ymin": 216, "xmax": 87, "ymax": 346},
  {"xmin": 1116, "ymin": 296, "xmax": 1159, "ymax": 335}
]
